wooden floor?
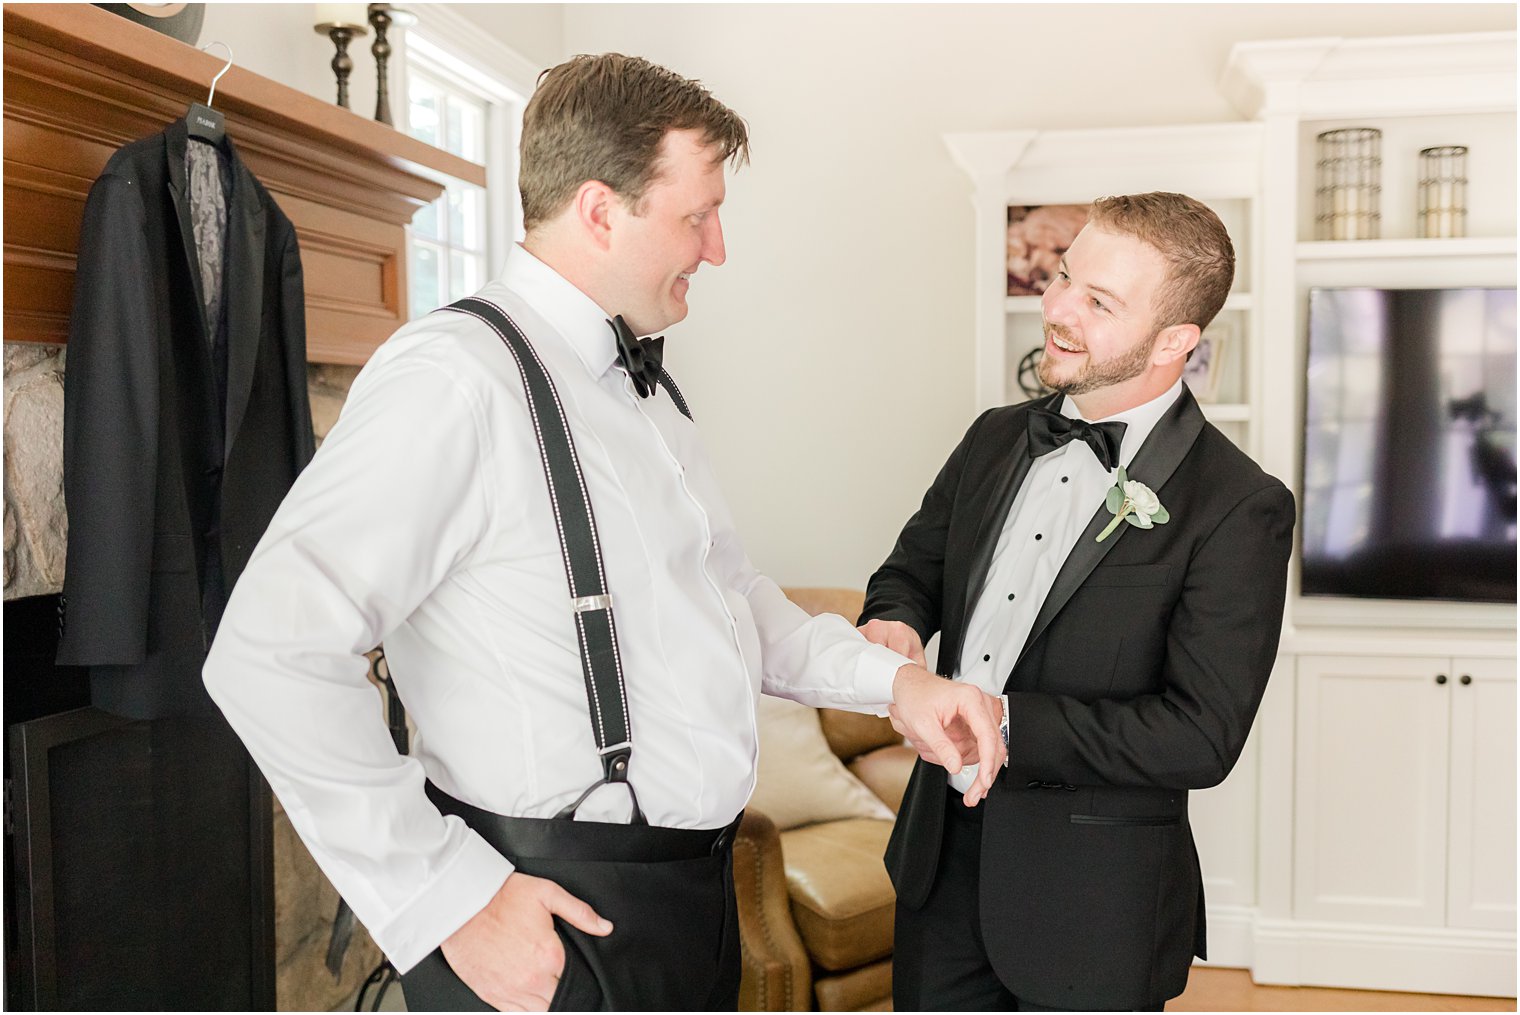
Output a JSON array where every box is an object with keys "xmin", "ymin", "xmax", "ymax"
[
  {"xmin": 1170, "ymin": 967, "xmax": 1516, "ymax": 1012},
  {"xmin": 364, "ymin": 966, "xmax": 1517, "ymax": 1012}
]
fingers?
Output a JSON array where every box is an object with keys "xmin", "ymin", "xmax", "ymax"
[
  {"xmin": 962, "ymin": 691, "xmax": 1004, "ymax": 804},
  {"xmin": 858, "ymin": 619, "xmax": 927, "ymax": 667},
  {"xmin": 543, "ymin": 883, "xmax": 614, "ymax": 937},
  {"xmin": 981, "ymin": 698, "xmax": 1005, "ymax": 775},
  {"xmin": 922, "ymin": 728, "xmax": 964, "ymax": 774}
]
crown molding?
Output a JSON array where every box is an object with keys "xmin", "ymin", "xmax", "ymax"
[{"xmin": 1222, "ymin": 32, "xmax": 1517, "ymax": 120}]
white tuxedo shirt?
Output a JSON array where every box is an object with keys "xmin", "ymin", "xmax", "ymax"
[{"xmin": 204, "ymin": 245, "xmax": 908, "ymax": 971}]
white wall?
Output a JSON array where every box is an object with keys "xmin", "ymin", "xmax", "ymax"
[
  {"xmin": 558, "ymin": 3, "xmax": 1515, "ymax": 589},
  {"xmin": 201, "ymin": 3, "xmax": 363, "ymax": 108},
  {"xmin": 447, "ymin": 2, "xmax": 563, "ymax": 68}
]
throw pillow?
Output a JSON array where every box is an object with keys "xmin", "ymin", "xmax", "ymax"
[{"xmin": 750, "ymin": 695, "xmax": 895, "ymax": 830}]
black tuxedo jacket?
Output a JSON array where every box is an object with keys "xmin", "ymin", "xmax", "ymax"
[
  {"xmin": 862, "ymin": 388, "xmax": 1294, "ymax": 1009},
  {"xmin": 56, "ymin": 118, "xmax": 314, "ymax": 719}
]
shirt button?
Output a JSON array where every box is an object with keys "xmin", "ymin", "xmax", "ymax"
[
  {"xmin": 1061, "ymin": 476, "xmax": 1069, "ymax": 483},
  {"xmin": 1007, "ymin": 593, "xmax": 1016, "ymax": 601},
  {"xmin": 983, "ymin": 654, "xmax": 991, "ymax": 662},
  {"xmin": 1035, "ymin": 533, "xmax": 1043, "ymax": 541}
]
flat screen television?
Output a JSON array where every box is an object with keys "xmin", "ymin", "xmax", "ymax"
[{"xmin": 1301, "ymin": 287, "xmax": 1516, "ymax": 603}]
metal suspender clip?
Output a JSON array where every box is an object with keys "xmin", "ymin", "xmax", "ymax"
[
  {"xmin": 598, "ymin": 741, "xmax": 633, "ymax": 783},
  {"xmin": 572, "ymin": 594, "xmax": 611, "ymax": 614}
]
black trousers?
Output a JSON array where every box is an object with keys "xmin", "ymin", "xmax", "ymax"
[
  {"xmin": 401, "ymin": 784, "xmax": 742, "ymax": 1012},
  {"xmin": 894, "ymin": 787, "xmax": 1165, "ymax": 1012}
]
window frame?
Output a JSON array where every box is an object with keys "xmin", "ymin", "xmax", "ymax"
[{"xmin": 394, "ymin": 13, "xmax": 534, "ymax": 317}]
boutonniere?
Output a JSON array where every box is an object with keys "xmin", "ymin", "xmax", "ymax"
[{"xmin": 1097, "ymin": 467, "xmax": 1170, "ymax": 542}]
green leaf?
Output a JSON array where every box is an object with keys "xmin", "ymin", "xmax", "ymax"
[
  {"xmin": 1105, "ymin": 486, "xmax": 1125, "ymax": 513},
  {"xmin": 1151, "ymin": 505, "xmax": 1171, "ymax": 525},
  {"xmin": 1116, "ymin": 466, "xmax": 1129, "ymax": 486}
]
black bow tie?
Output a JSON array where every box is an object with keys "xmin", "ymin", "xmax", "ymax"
[
  {"xmin": 609, "ymin": 316, "xmax": 665, "ymax": 398},
  {"xmin": 1027, "ymin": 406, "xmax": 1127, "ymax": 471}
]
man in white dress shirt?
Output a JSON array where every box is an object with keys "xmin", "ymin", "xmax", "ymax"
[{"xmin": 204, "ymin": 53, "xmax": 1004, "ymax": 1012}]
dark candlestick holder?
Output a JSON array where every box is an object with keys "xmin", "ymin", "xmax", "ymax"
[
  {"xmin": 368, "ymin": 4, "xmax": 417, "ymax": 126},
  {"xmin": 315, "ymin": 20, "xmax": 368, "ymax": 109}
]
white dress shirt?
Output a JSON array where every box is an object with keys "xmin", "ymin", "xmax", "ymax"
[
  {"xmin": 947, "ymin": 381, "xmax": 1183, "ymax": 794},
  {"xmin": 203, "ymin": 245, "xmax": 908, "ymax": 972}
]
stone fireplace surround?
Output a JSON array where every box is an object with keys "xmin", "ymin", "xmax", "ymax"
[{"xmin": 4, "ymin": 351, "xmax": 380, "ymax": 1010}]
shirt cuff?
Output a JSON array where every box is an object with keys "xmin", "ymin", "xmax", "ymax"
[
  {"xmin": 854, "ymin": 641, "xmax": 912, "ymax": 717},
  {"xmin": 369, "ymin": 827, "xmax": 516, "ymax": 974}
]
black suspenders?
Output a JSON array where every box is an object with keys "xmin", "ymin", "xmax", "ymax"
[{"xmin": 440, "ymin": 296, "xmax": 691, "ymax": 825}]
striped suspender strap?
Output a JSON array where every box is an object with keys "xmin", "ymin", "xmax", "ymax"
[
  {"xmin": 441, "ymin": 296, "xmax": 644, "ymax": 823},
  {"xmin": 654, "ymin": 365, "xmax": 694, "ymax": 422}
]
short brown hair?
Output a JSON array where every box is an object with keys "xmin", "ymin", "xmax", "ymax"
[
  {"xmin": 519, "ymin": 53, "xmax": 750, "ymax": 232},
  {"xmin": 1087, "ymin": 192, "xmax": 1235, "ymax": 332}
]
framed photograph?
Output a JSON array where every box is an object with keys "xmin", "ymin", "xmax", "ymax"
[
  {"xmin": 1184, "ymin": 319, "xmax": 1233, "ymax": 401},
  {"xmin": 1007, "ymin": 204, "xmax": 1090, "ymax": 296}
]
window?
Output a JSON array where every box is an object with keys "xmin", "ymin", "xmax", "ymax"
[{"xmin": 400, "ymin": 30, "xmax": 527, "ymax": 320}]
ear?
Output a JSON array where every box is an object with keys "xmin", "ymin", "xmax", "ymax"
[
  {"xmin": 572, "ymin": 179, "xmax": 618, "ymax": 251},
  {"xmin": 1152, "ymin": 322, "xmax": 1200, "ymax": 367}
]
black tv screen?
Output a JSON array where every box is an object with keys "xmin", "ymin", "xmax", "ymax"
[{"xmin": 1302, "ymin": 287, "xmax": 1517, "ymax": 603}]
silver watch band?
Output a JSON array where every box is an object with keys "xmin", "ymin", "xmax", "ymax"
[{"xmin": 999, "ymin": 693, "xmax": 1010, "ymax": 767}]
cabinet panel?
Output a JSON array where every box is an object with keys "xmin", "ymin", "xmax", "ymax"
[
  {"xmin": 1295, "ymin": 655, "xmax": 1450, "ymax": 926},
  {"xmin": 1448, "ymin": 657, "xmax": 1517, "ymax": 931}
]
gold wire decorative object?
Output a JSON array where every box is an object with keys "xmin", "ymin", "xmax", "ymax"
[
  {"xmin": 1418, "ymin": 146, "xmax": 1468, "ymax": 239},
  {"xmin": 1316, "ymin": 128, "xmax": 1382, "ymax": 241}
]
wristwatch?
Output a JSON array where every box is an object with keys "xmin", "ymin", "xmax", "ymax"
[{"xmin": 999, "ymin": 693, "xmax": 1010, "ymax": 767}]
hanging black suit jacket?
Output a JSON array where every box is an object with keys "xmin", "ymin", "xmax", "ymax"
[
  {"xmin": 56, "ymin": 117, "xmax": 314, "ymax": 719},
  {"xmin": 861, "ymin": 388, "xmax": 1294, "ymax": 1009}
]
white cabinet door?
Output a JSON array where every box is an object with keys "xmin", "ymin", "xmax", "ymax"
[
  {"xmin": 1447, "ymin": 657, "xmax": 1517, "ymax": 932},
  {"xmin": 1295, "ymin": 655, "xmax": 1451, "ymax": 926}
]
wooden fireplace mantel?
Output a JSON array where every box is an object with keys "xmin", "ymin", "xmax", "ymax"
[{"xmin": 3, "ymin": 3, "xmax": 486, "ymax": 364}]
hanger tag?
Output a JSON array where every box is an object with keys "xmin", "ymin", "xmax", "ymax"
[{"xmin": 186, "ymin": 101, "xmax": 225, "ymax": 144}]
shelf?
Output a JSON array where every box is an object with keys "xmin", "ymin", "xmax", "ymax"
[
  {"xmin": 1201, "ymin": 402, "xmax": 1251, "ymax": 422},
  {"xmin": 1296, "ymin": 237, "xmax": 1518, "ymax": 261},
  {"xmin": 1005, "ymin": 291, "xmax": 1256, "ymax": 314}
]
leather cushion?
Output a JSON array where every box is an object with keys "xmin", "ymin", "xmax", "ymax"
[
  {"xmin": 847, "ymin": 744, "xmax": 916, "ymax": 813},
  {"xmin": 780, "ymin": 818, "xmax": 896, "ymax": 971},
  {"xmin": 781, "ymin": 587, "xmax": 865, "ymax": 624},
  {"xmin": 814, "ymin": 957, "xmax": 893, "ymax": 1012},
  {"xmin": 819, "ymin": 708, "xmax": 902, "ymax": 762}
]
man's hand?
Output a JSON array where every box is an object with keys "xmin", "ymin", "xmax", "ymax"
[
  {"xmin": 440, "ymin": 871, "xmax": 612, "ymax": 1012},
  {"xmin": 889, "ymin": 664, "xmax": 1006, "ymax": 806},
  {"xmin": 858, "ymin": 619, "xmax": 927, "ymax": 667}
]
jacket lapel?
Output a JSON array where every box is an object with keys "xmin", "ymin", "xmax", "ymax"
[
  {"xmin": 221, "ymin": 146, "xmax": 266, "ymax": 458},
  {"xmin": 956, "ymin": 396, "xmax": 1060, "ymax": 650},
  {"xmin": 164, "ymin": 119, "xmax": 211, "ymax": 348},
  {"xmin": 1011, "ymin": 387, "xmax": 1208, "ymax": 673}
]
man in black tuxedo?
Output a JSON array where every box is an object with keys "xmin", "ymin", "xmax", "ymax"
[{"xmin": 859, "ymin": 192, "xmax": 1294, "ymax": 1011}]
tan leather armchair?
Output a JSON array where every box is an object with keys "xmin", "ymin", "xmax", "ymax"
[{"xmin": 734, "ymin": 588, "xmax": 917, "ymax": 1012}]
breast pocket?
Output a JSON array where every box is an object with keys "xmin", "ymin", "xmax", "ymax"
[{"xmin": 1082, "ymin": 563, "xmax": 1171, "ymax": 588}]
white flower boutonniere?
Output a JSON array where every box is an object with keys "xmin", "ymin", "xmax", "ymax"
[{"xmin": 1096, "ymin": 467, "xmax": 1170, "ymax": 542}]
